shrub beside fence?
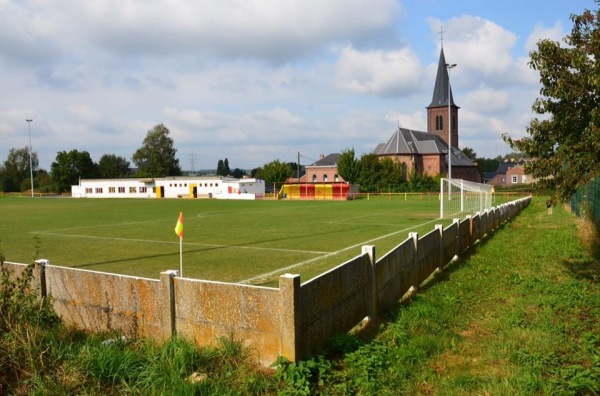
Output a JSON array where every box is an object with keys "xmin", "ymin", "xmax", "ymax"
[{"xmin": 3, "ymin": 196, "xmax": 531, "ymax": 366}]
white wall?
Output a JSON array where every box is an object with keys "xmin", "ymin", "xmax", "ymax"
[
  {"xmin": 72, "ymin": 177, "xmax": 265, "ymax": 200},
  {"xmin": 71, "ymin": 179, "xmax": 155, "ymax": 198}
]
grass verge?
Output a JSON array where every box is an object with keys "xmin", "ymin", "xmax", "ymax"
[{"xmin": 274, "ymin": 197, "xmax": 600, "ymax": 395}]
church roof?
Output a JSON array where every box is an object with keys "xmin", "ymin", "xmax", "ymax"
[
  {"xmin": 427, "ymin": 48, "xmax": 459, "ymax": 109},
  {"xmin": 373, "ymin": 127, "xmax": 476, "ymax": 167}
]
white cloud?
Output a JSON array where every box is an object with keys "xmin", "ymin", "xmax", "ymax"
[
  {"xmin": 19, "ymin": 0, "xmax": 400, "ymax": 64},
  {"xmin": 334, "ymin": 46, "xmax": 422, "ymax": 96},
  {"xmin": 525, "ymin": 21, "xmax": 566, "ymax": 52},
  {"xmin": 384, "ymin": 110, "xmax": 426, "ymax": 131},
  {"xmin": 0, "ymin": 0, "xmax": 578, "ymax": 171},
  {"xmin": 428, "ymin": 15, "xmax": 518, "ymax": 76},
  {"xmin": 463, "ymin": 88, "xmax": 510, "ymax": 113}
]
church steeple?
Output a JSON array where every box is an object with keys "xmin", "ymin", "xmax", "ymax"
[
  {"xmin": 428, "ymin": 48, "xmax": 456, "ymax": 108},
  {"xmin": 426, "ymin": 47, "xmax": 459, "ymax": 148}
]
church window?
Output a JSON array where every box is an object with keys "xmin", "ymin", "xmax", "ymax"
[{"xmin": 436, "ymin": 115, "xmax": 443, "ymax": 131}]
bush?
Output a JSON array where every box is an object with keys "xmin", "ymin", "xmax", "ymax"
[{"xmin": 0, "ymin": 253, "xmax": 61, "ymax": 394}]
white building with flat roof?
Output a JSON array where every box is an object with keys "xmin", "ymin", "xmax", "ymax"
[{"xmin": 71, "ymin": 176, "xmax": 265, "ymax": 200}]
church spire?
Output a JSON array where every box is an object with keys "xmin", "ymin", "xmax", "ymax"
[
  {"xmin": 426, "ymin": 46, "xmax": 460, "ymax": 148},
  {"xmin": 427, "ymin": 47, "xmax": 456, "ymax": 109}
]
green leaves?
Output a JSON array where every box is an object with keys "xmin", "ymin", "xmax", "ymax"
[
  {"xmin": 50, "ymin": 149, "xmax": 97, "ymax": 192},
  {"xmin": 260, "ymin": 159, "xmax": 293, "ymax": 185},
  {"xmin": 132, "ymin": 124, "xmax": 182, "ymax": 177},
  {"xmin": 336, "ymin": 148, "xmax": 361, "ymax": 184},
  {"xmin": 505, "ymin": 7, "xmax": 600, "ymax": 204}
]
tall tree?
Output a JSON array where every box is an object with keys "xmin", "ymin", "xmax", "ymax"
[
  {"xmin": 357, "ymin": 153, "xmax": 382, "ymax": 192},
  {"xmin": 223, "ymin": 158, "xmax": 231, "ymax": 176},
  {"xmin": 51, "ymin": 150, "xmax": 97, "ymax": 192},
  {"xmin": 1, "ymin": 147, "xmax": 38, "ymax": 192},
  {"xmin": 504, "ymin": 5, "xmax": 600, "ymax": 204},
  {"xmin": 378, "ymin": 157, "xmax": 403, "ymax": 191},
  {"xmin": 336, "ymin": 148, "xmax": 362, "ymax": 184},
  {"xmin": 98, "ymin": 154, "xmax": 130, "ymax": 178},
  {"xmin": 461, "ymin": 147, "xmax": 478, "ymax": 162},
  {"xmin": 132, "ymin": 124, "xmax": 182, "ymax": 177},
  {"xmin": 216, "ymin": 159, "xmax": 224, "ymax": 176},
  {"xmin": 250, "ymin": 167, "xmax": 262, "ymax": 179},
  {"xmin": 260, "ymin": 159, "xmax": 292, "ymax": 187},
  {"xmin": 232, "ymin": 168, "xmax": 247, "ymax": 179},
  {"xmin": 34, "ymin": 169, "xmax": 54, "ymax": 193}
]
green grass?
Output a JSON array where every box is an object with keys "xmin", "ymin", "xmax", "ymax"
[
  {"xmin": 3, "ymin": 196, "xmax": 598, "ymax": 394},
  {"xmin": 1, "ymin": 195, "xmax": 463, "ymax": 285},
  {"xmin": 275, "ymin": 197, "xmax": 600, "ymax": 395}
]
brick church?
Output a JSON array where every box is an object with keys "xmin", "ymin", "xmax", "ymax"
[{"xmin": 374, "ymin": 48, "xmax": 480, "ymax": 182}]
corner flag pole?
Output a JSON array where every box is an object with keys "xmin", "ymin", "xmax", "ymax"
[
  {"xmin": 174, "ymin": 212, "xmax": 184, "ymax": 277},
  {"xmin": 179, "ymin": 233, "xmax": 183, "ymax": 277}
]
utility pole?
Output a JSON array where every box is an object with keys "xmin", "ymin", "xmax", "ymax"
[
  {"xmin": 445, "ymin": 63, "xmax": 457, "ymax": 179},
  {"xmin": 26, "ymin": 119, "xmax": 34, "ymax": 197}
]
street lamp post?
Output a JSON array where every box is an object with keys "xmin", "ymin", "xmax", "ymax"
[
  {"xmin": 26, "ymin": 119, "xmax": 33, "ymax": 197},
  {"xmin": 445, "ymin": 63, "xmax": 456, "ymax": 180}
]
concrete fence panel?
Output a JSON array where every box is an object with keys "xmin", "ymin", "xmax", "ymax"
[
  {"xmin": 3, "ymin": 262, "xmax": 29, "ymax": 281},
  {"xmin": 298, "ymin": 251, "xmax": 372, "ymax": 359},
  {"xmin": 45, "ymin": 266, "xmax": 164, "ymax": 340},
  {"xmin": 417, "ymin": 228, "xmax": 440, "ymax": 285},
  {"xmin": 442, "ymin": 220, "xmax": 459, "ymax": 263},
  {"xmin": 492, "ymin": 206, "xmax": 499, "ymax": 230},
  {"xmin": 375, "ymin": 236, "xmax": 416, "ymax": 312},
  {"xmin": 481, "ymin": 210, "xmax": 490, "ymax": 237},
  {"xmin": 458, "ymin": 217, "xmax": 472, "ymax": 254},
  {"xmin": 471, "ymin": 213, "xmax": 482, "ymax": 243},
  {"xmin": 172, "ymin": 277, "xmax": 281, "ymax": 365}
]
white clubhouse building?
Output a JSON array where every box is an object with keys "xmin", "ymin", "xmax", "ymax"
[{"xmin": 71, "ymin": 176, "xmax": 265, "ymax": 200}]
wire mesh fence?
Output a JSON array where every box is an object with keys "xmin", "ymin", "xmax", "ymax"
[{"xmin": 571, "ymin": 176, "xmax": 600, "ymax": 225}]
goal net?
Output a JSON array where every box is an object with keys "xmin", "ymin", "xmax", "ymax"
[{"xmin": 440, "ymin": 178, "xmax": 494, "ymax": 219}]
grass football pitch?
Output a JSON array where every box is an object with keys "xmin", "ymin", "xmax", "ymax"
[{"xmin": 2, "ymin": 194, "xmax": 491, "ymax": 286}]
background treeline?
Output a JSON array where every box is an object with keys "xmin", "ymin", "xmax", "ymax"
[{"xmin": 0, "ymin": 121, "xmax": 520, "ymax": 194}]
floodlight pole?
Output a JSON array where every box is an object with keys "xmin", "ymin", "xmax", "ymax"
[
  {"xmin": 445, "ymin": 63, "xmax": 456, "ymax": 180},
  {"xmin": 26, "ymin": 119, "xmax": 34, "ymax": 198}
]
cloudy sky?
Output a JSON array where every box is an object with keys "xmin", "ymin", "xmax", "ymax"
[{"xmin": 1, "ymin": 0, "xmax": 595, "ymax": 171}]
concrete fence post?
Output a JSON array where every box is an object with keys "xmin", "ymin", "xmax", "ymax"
[
  {"xmin": 160, "ymin": 270, "xmax": 178, "ymax": 340},
  {"xmin": 408, "ymin": 232, "xmax": 419, "ymax": 293},
  {"xmin": 279, "ymin": 273, "xmax": 301, "ymax": 362},
  {"xmin": 362, "ymin": 245, "xmax": 377, "ymax": 321},
  {"xmin": 452, "ymin": 218, "xmax": 460, "ymax": 259},
  {"xmin": 466, "ymin": 215, "xmax": 473, "ymax": 250},
  {"xmin": 35, "ymin": 259, "xmax": 49, "ymax": 298},
  {"xmin": 434, "ymin": 225, "xmax": 443, "ymax": 271}
]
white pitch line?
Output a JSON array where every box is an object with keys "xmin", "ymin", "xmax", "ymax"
[
  {"xmin": 32, "ymin": 219, "xmax": 169, "ymax": 234},
  {"xmin": 239, "ymin": 218, "xmax": 440, "ymax": 285},
  {"xmin": 33, "ymin": 232, "xmax": 330, "ymax": 255}
]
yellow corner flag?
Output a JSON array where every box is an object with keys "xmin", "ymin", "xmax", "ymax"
[{"xmin": 174, "ymin": 212, "xmax": 184, "ymax": 238}]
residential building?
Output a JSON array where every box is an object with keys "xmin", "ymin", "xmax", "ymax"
[
  {"xmin": 304, "ymin": 153, "xmax": 344, "ymax": 184},
  {"xmin": 487, "ymin": 161, "xmax": 534, "ymax": 187}
]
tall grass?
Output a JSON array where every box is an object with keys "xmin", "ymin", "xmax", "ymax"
[{"xmin": 0, "ymin": 252, "xmax": 279, "ymax": 394}]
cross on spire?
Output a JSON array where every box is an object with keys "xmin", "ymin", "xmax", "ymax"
[{"xmin": 439, "ymin": 25, "xmax": 446, "ymax": 48}]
